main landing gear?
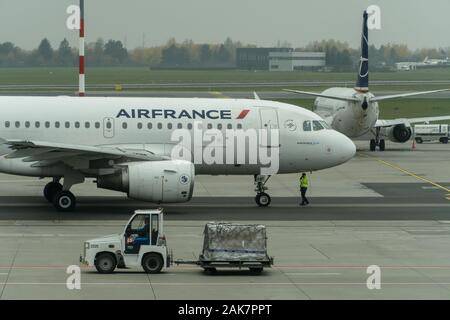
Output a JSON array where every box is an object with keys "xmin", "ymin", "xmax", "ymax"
[
  {"xmin": 43, "ymin": 172, "xmax": 85, "ymax": 212},
  {"xmin": 370, "ymin": 127, "xmax": 386, "ymax": 152},
  {"xmin": 254, "ymin": 175, "xmax": 271, "ymax": 207}
]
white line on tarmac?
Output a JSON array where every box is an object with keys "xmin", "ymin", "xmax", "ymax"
[
  {"xmin": 0, "ymin": 203, "xmax": 449, "ymax": 208},
  {"xmin": 0, "ymin": 282, "xmax": 449, "ymax": 286},
  {"xmin": 285, "ymin": 273, "xmax": 341, "ymax": 276}
]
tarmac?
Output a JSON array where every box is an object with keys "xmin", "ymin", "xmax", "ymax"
[{"xmin": 0, "ymin": 141, "xmax": 450, "ymax": 299}]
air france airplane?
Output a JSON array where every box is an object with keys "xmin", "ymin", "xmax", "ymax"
[
  {"xmin": 0, "ymin": 96, "xmax": 355, "ymax": 211},
  {"xmin": 286, "ymin": 11, "xmax": 450, "ymax": 151}
]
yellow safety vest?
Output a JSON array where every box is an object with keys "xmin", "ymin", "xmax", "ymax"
[{"xmin": 300, "ymin": 176, "xmax": 309, "ymax": 188}]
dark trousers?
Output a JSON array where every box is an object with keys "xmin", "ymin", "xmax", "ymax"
[{"xmin": 300, "ymin": 187, "xmax": 309, "ymax": 205}]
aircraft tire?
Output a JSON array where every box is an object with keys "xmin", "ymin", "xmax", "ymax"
[
  {"xmin": 53, "ymin": 190, "xmax": 76, "ymax": 212},
  {"xmin": 44, "ymin": 182, "xmax": 63, "ymax": 202},
  {"xmin": 379, "ymin": 139, "xmax": 386, "ymax": 151},
  {"xmin": 370, "ymin": 139, "xmax": 376, "ymax": 152},
  {"xmin": 255, "ymin": 193, "xmax": 271, "ymax": 207}
]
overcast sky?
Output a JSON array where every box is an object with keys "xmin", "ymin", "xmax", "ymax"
[{"xmin": 0, "ymin": 0, "xmax": 449, "ymax": 50}]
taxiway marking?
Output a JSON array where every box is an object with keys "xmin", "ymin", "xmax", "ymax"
[{"xmin": 361, "ymin": 153, "xmax": 450, "ymax": 195}]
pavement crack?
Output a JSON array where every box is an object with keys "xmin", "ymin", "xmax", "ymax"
[
  {"xmin": 0, "ymin": 236, "xmax": 22, "ymax": 299},
  {"xmin": 310, "ymin": 244, "xmax": 331, "ymax": 260}
]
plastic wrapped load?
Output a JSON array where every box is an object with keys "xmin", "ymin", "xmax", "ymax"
[{"xmin": 202, "ymin": 223, "xmax": 268, "ymax": 261}]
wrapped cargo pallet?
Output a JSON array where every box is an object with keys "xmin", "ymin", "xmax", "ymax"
[{"xmin": 202, "ymin": 223, "xmax": 268, "ymax": 261}]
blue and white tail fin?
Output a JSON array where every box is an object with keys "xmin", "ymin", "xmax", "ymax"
[{"xmin": 355, "ymin": 11, "xmax": 369, "ymax": 93}]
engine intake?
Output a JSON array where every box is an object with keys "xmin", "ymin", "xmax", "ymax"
[
  {"xmin": 388, "ymin": 124, "xmax": 412, "ymax": 143},
  {"xmin": 97, "ymin": 160, "xmax": 195, "ymax": 203}
]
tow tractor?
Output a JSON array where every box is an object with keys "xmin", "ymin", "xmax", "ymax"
[
  {"xmin": 80, "ymin": 209, "xmax": 273, "ymax": 274},
  {"xmin": 80, "ymin": 209, "xmax": 170, "ymax": 274}
]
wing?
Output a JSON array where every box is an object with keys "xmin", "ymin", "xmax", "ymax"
[
  {"xmin": 0, "ymin": 139, "xmax": 168, "ymax": 168},
  {"xmin": 375, "ymin": 115, "xmax": 450, "ymax": 128}
]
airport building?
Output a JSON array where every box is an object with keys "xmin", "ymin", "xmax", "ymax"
[
  {"xmin": 269, "ymin": 51, "xmax": 326, "ymax": 71},
  {"xmin": 236, "ymin": 47, "xmax": 292, "ymax": 70},
  {"xmin": 236, "ymin": 48, "xmax": 326, "ymax": 71}
]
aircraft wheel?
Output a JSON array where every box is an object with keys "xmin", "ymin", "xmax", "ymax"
[
  {"xmin": 255, "ymin": 193, "xmax": 271, "ymax": 207},
  {"xmin": 43, "ymin": 182, "xmax": 62, "ymax": 202},
  {"xmin": 379, "ymin": 139, "xmax": 386, "ymax": 151},
  {"xmin": 370, "ymin": 139, "xmax": 376, "ymax": 152},
  {"xmin": 53, "ymin": 190, "xmax": 76, "ymax": 212}
]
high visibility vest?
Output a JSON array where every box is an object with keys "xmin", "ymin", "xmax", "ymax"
[{"xmin": 300, "ymin": 176, "xmax": 309, "ymax": 188}]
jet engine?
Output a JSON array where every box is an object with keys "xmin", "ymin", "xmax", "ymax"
[
  {"xmin": 387, "ymin": 124, "xmax": 412, "ymax": 143},
  {"xmin": 97, "ymin": 160, "xmax": 195, "ymax": 203}
]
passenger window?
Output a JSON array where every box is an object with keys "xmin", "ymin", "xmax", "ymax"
[
  {"xmin": 187, "ymin": 123, "xmax": 193, "ymax": 130},
  {"xmin": 157, "ymin": 123, "xmax": 163, "ymax": 130},
  {"xmin": 217, "ymin": 124, "xmax": 223, "ymax": 130},
  {"xmin": 55, "ymin": 122, "xmax": 60, "ymax": 128},
  {"xmin": 147, "ymin": 123, "xmax": 152, "ymax": 130},
  {"xmin": 313, "ymin": 120, "xmax": 324, "ymax": 131},
  {"xmin": 75, "ymin": 122, "xmax": 80, "ymax": 129},
  {"xmin": 237, "ymin": 124, "xmax": 243, "ymax": 129},
  {"xmin": 227, "ymin": 124, "xmax": 232, "ymax": 129},
  {"xmin": 122, "ymin": 122, "xmax": 127, "ymax": 129},
  {"xmin": 168, "ymin": 123, "xmax": 173, "ymax": 129},
  {"xmin": 177, "ymin": 123, "xmax": 183, "ymax": 129},
  {"xmin": 65, "ymin": 122, "xmax": 70, "ymax": 128},
  {"xmin": 85, "ymin": 122, "xmax": 90, "ymax": 129},
  {"xmin": 137, "ymin": 123, "xmax": 143, "ymax": 129},
  {"xmin": 35, "ymin": 122, "xmax": 40, "ymax": 128},
  {"xmin": 15, "ymin": 121, "xmax": 20, "ymax": 128},
  {"xmin": 95, "ymin": 122, "xmax": 100, "ymax": 129},
  {"xmin": 303, "ymin": 121, "xmax": 311, "ymax": 132},
  {"xmin": 207, "ymin": 123, "xmax": 213, "ymax": 130},
  {"xmin": 45, "ymin": 121, "xmax": 50, "ymax": 128},
  {"xmin": 25, "ymin": 121, "xmax": 30, "ymax": 128},
  {"xmin": 5, "ymin": 121, "xmax": 10, "ymax": 128}
]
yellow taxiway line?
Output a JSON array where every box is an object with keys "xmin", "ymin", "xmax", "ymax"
[{"xmin": 360, "ymin": 153, "xmax": 450, "ymax": 200}]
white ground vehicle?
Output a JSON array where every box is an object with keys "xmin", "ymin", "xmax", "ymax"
[
  {"xmin": 80, "ymin": 209, "xmax": 170, "ymax": 274},
  {"xmin": 414, "ymin": 124, "xmax": 449, "ymax": 144}
]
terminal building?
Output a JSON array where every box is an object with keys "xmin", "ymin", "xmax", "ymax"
[
  {"xmin": 236, "ymin": 48, "xmax": 326, "ymax": 71},
  {"xmin": 269, "ymin": 51, "xmax": 326, "ymax": 71}
]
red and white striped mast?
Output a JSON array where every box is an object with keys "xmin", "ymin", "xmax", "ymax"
[{"xmin": 79, "ymin": 0, "xmax": 85, "ymax": 96}]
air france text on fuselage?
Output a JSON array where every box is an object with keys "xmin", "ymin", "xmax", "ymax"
[{"xmin": 116, "ymin": 108, "xmax": 234, "ymax": 120}]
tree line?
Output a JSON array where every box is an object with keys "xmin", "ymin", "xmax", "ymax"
[{"xmin": 0, "ymin": 37, "xmax": 448, "ymax": 70}]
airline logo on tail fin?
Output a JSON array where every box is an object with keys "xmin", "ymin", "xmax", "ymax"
[{"xmin": 355, "ymin": 11, "xmax": 369, "ymax": 92}]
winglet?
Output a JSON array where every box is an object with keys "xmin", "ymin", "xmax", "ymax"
[{"xmin": 253, "ymin": 92, "xmax": 260, "ymax": 100}]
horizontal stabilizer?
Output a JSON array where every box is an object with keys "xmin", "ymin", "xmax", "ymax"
[
  {"xmin": 283, "ymin": 89, "xmax": 360, "ymax": 102},
  {"xmin": 371, "ymin": 89, "xmax": 450, "ymax": 102}
]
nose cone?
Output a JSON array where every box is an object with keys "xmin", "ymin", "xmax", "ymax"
[{"xmin": 332, "ymin": 131, "xmax": 356, "ymax": 165}]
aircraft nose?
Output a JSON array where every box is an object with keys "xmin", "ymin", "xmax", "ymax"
[{"xmin": 332, "ymin": 131, "xmax": 356, "ymax": 164}]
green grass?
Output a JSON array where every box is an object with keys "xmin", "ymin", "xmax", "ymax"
[
  {"xmin": 275, "ymin": 98, "xmax": 450, "ymax": 124},
  {"xmin": 1, "ymin": 67, "xmax": 450, "ymax": 85}
]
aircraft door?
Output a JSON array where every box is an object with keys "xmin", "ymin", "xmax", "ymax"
[
  {"xmin": 103, "ymin": 117, "xmax": 115, "ymax": 139},
  {"xmin": 259, "ymin": 108, "xmax": 280, "ymax": 147}
]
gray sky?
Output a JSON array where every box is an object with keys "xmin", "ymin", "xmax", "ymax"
[{"xmin": 0, "ymin": 0, "xmax": 449, "ymax": 50}]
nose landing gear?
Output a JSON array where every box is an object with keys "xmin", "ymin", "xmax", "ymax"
[{"xmin": 254, "ymin": 175, "xmax": 271, "ymax": 207}]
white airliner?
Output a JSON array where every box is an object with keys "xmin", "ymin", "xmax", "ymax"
[
  {"xmin": 0, "ymin": 96, "xmax": 355, "ymax": 211},
  {"xmin": 286, "ymin": 11, "xmax": 450, "ymax": 151}
]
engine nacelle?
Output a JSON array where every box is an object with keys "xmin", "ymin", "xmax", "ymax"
[
  {"xmin": 387, "ymin": 124, "xmax": 412, "ymax": 143},
  {"xmin": 97, "ymin": 160, "xmax": 195, "ymax": 203}
]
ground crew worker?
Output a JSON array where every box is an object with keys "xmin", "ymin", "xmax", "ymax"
[{"xmin": 299, "ymin": 173, "xmax": 310, "ymax": 206}]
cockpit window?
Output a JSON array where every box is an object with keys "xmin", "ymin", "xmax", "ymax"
[
  {"xmin": 313, "ymin": 120, "xmax": 324, "ymax": 131},
  {"xmin": 320, "ymin": 121, "xmax": 330, "ymax": 129},
  {"xmin": 303, "ymin": 121, "xmax": 312, "ymax": 132}
]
